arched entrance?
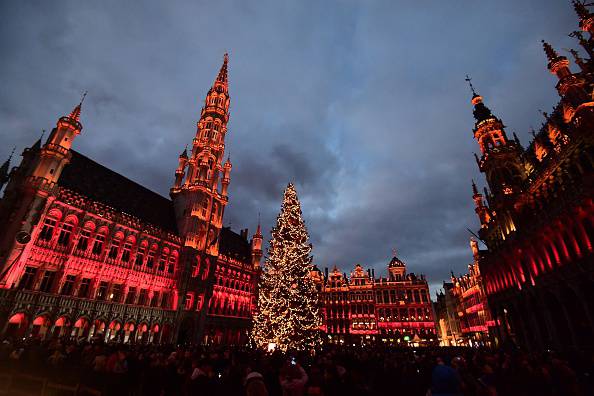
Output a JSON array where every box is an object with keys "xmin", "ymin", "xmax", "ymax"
[
  {"xmin": 89, "ymin": 319, "xmax": 106, "ymax": 341},
  {"xmin": 53, "ymin": 316, "xmax": 70, "ymax": 338},
  {"xmin": 106, "ymin": 320, "xmax": 122, "ymax": 342},
  {"xmin": 123, "ymin": 322, "xmax": 135, "ymax": 343},
  {"xmin": 5, "ymin": 313, "xmax": 28, "ymax": 339},
  {"xmin": 136, "ymin": 323, "xmax": 148, "ymax": 344},
  {"xmin": 71, "ymin": 317, "xmax": 90, "ymax": 339},
  {"xmin": 150, "ymin": 324, "xmax": 160, "ymax": 343},
  {"xmin": 31, "ymin": 315, "xmax": 50, "ymax": 338}
]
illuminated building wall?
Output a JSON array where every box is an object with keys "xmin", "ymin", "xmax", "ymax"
[
  {"xmin": 317, "ymin": 254, "xmax": 436, "ymax": 345},
  {"xmin": 448, "ymin": 238, "xmax": 495, "ymax": 346},
  {"xmin": 0, "ymin": 55, "xmax": 262, "ymax": 345},
  {"xmin": 468, "ymin": 2, "xmax": 594, "ymax": 351}
]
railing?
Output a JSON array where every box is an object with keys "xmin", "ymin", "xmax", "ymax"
[{"xmin": 0, "ymin": 289, "xmax": 177, "ymax": 319}]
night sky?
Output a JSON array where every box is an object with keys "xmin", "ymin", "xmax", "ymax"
[{"xmin": 0, "ymin": 1, "xmax": 580, "ymax": 295}]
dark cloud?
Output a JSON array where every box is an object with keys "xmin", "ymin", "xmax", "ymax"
[{"xmin": 0, "ymin": 0, "xmax": 580, "ymax": 296}]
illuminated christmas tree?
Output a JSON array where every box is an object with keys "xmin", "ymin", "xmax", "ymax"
[{"xmin": 251, "ymin": 183, "xmax": 321, "ymax": 352}]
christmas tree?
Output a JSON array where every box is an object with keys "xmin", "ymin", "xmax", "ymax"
[{"xmin": 251, "ymin": 183, "xmax": 321, "ymax": 352}]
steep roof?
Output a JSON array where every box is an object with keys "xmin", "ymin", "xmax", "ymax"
[
  {"xmin": 58, "ymin": 150, "xmax": 251, "ymax": 259},
  {"xmin": 219, "ymin": 227, "xmax": 251, "ymax": 263},
  {"xmin": 58, "ymin": 150, "xmax": 177, "ymax": 232}
]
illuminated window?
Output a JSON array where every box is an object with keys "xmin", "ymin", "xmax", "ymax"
[
  {"xmin": 92, "ymin": 234, "xmax": 105, "ymax": 255},
  {"xmin": 78, "ymin": 278, "xmax": 91, "ymax": 298},
  {"xmin": 97, "ymin": 281, "xmax": 108, "ymax": 300},
  {"xmin": 135, "ymin": 247, "xmax": 145, "ymax": 266},
  {"xmin": 126, "ymin": 287, "xmax": 136, "ymax": 304},
  {"xmin": 77, "ymin": 230, "xmax": 90, "ymax": 251},
  {"xmin": 108, "ymin": 238, "xmax": 120, "ymax": 260},
  {"xmin": 39, "ymin": 271, "xmax": 56, "ymax": 293},
  {"xmin": 138, "ymin": 289, "xmax": 148, "ymax": 305},
  {"xmin": 111, "ymin": 284, "xmax": 122, "ymax": 302},
  {"xmin": 167, "ymin": 255, "xmax": 176, "ymax": 274},
  {"xmin": 147, "ymin": 250, "xmax": 155, "ymax": 268},
  {"xmin": 151, "ymin": 291, "xmax": 160, "ymax": 307},
  {"xmin": 19, "ymin": 267, "xmax": 37, "ymax": 290},
  {"xmin": 158, "ymin": 257, "xmax": 166, "ymax": 272},
  {"xmin": 121, "ymin": 242, "xmax": 132, "ymax": 263},
  {"xmin": 39, "ymin": 219, "xmax": 56, "ymax": 241},
  {"xmin": 161, "ymin": 292, "xmax": 170, "ymax": 309},
  {"xmin": 57, "ymin": 223, "xmax": 73, "ymax": 246},
  {"xmin": 61, "ymin": 275, "xmax": 76, "ymax": 296}
]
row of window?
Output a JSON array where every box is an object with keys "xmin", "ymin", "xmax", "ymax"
[
  {"xmin": 377, "ymin": 307, "xmax": 432, "ymax": 322},
  {"xmin": 38, "ymin": 218, "xmax": 178, "ymax": 275},
  {"xmin": 324, "ymin": 288, "xmax": 429, "ymax": 304},
  {"xmin": 216, "ymin": 276, "xmax": 251, "ymax": 292},
  {"xmin": 18, "ymin": 267, "xmax": 173, "ymax": 309}
]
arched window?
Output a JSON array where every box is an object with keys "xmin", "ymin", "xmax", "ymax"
[
  {"xmin": 92, "ymin": 227, "xmax": 108, "ymax": 256},
  {"xmin": 57, "ymin": 215, "xmax": 78, "ymax": 247},
  {"xmin": 136, "ymin": 240, "xmax": 148, "ymax": 266},
  {"xmin": 76, "ymin": 221, "xmax": 95, "ymax": 253},
  {"xmin": 147, "ymin": 244, "xmax": 158, "ymax": 269},
  {"xmin": 168, "ymin": 251, "xmax": 178, "ymax": 274},
  {"xmin": 158, "ymin": 248, "xmax": 169, "ymax": 272},
  {"xmin": 39, "ymin": 210, "xmax": 62, "ymax": 243},
  {"xmin": 121, "ymin": 236, "xmax": 135, "ymax": 263},
  {"xmin": 108, "ymin": 232, "xmax": 124, "ymax": 260}
]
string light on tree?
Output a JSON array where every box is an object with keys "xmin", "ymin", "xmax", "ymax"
[{"xmin": 251, "ymin": 183, "xmax": 322, "ymax": 352}]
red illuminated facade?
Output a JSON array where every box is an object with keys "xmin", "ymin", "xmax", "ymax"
[
  {"xmin": 468, "ymin": 2, "xmax": 594, "ymax": 350},
  {"xmin": 0, "ymin": 55, "xmax": 262, "ymax": 345},
  {"xmin": 315, "ymin": 255, "xmax": 436, "ymax": 345},
  {"xmin": 448, "ymin": 238, "xmax": 495, "ymax": 345}
]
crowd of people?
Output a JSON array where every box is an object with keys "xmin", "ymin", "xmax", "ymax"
[{"xmin": 0, "ymin": 337, "xmax": 592, "ymax": 396}]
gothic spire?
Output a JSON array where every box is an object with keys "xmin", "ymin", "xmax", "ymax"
[
  {"xmin": 542, "ymin": 40, "xmax": 561, "ymax": 64},
  {"xmin": 256, "ymin": 212, "xmax": 262, "ymax": 236},
  {"xmin": 31, "ymin": 130, "xmax": 45, "ymax": 151},
  {"xmin": 573, "ymin": 1, "xmax": 590, "ymax": 20},
  {"xmin": 465, "ymin": 75, "xmax": 478, "ymax": 98},
  {"xmin": 472, "ymin": 179, "xmax": 479, "ymax": 196},
  {"xmin": 0, "ymin": 147, "xmax": 15, "ymax": 189},
  {"xmin": 68, "ymin": 91, "xmax": 87, "ymax": 123},
  {"xmin": 216, "ymin": 53, "xmax": 229, "ymax": 85}
]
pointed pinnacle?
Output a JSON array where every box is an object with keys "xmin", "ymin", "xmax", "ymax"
[
  {"xmin": 256, "ymin": 212, "xmax": 262, "ymax": 235},
  {"xmin": 542, "ymin": 40, "xmax": 559, "ymax": 62},
  {"xmin": 573, "ymin": 0, "xmax": 590, "ymax": 19},
  {"xmin": 472, "ymin": 179, "xmax": 479, "ymax": 195},
  {"xmin": 465, "ymin": 74, "xmax": 477, "ymax": 96},
  {"xmin": 80, "ymin": 90, "xmax": 88, "ymax": 106},
  {"xmin": 216, "ymin": 53, "xmax": 229, "ymax": 84}
]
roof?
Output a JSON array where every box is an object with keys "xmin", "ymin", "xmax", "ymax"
[
  {"xmin": 59, "ymin": 150, "xmax": 178, "ymax": 232},
  {"xmin": 219, "ymin": 227, "xmax": 251, "ymax": 262},
  {"xmin": 388, "ymin": 256, "xmax": 405, "ymax": 267},
  {"xmin": 58, "ymin": 150, "xmax": 251, "ymax": 260}
]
